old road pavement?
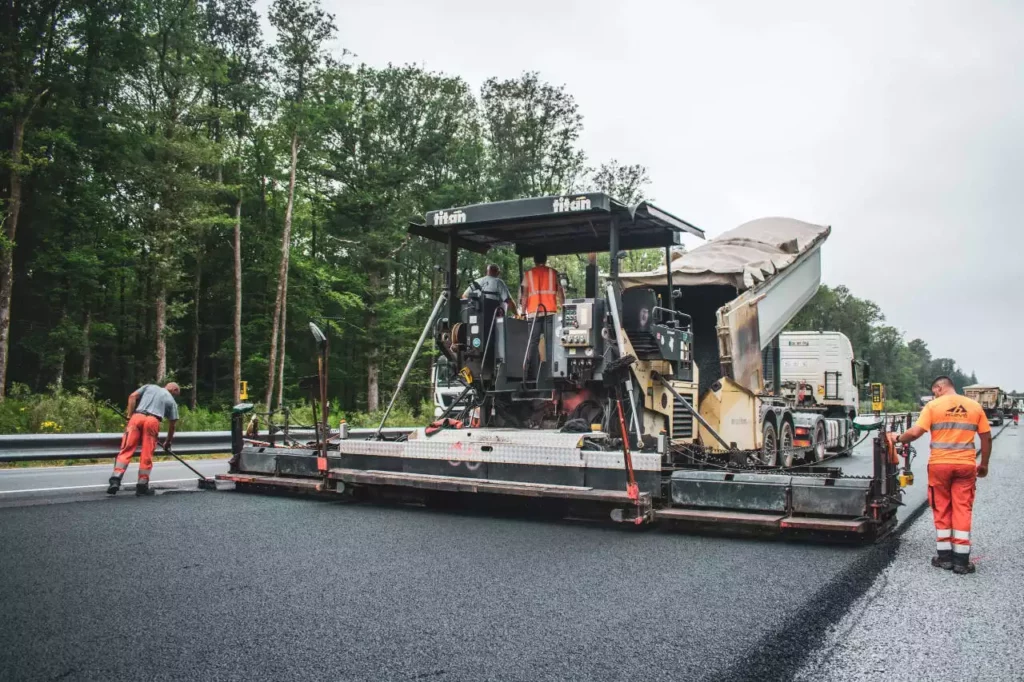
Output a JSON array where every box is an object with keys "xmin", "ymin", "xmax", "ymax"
[{"xmin": 1, "ymin": 426, "xmax": 1019, "ymax": 681}]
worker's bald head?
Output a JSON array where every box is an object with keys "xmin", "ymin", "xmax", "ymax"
[
  {"xmin": 165, "ymin": 382, "xmax": 181, "ymax": 396},
  {"xmin": 487, "ymin": 264, "xmax": 500, "ymax": 277},
  {"xmin": 931, "ymin": 376, "xmax": 955, "ymax": 397}
]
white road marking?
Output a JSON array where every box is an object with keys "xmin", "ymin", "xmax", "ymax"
[{"xmin": 0, "ymin": 477, "xmax": 204, "ymax": 495}]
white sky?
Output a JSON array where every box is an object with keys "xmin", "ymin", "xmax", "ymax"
[{"xmin": 314, "ymin": 0, "xmax": 1024, "ymax": 388}]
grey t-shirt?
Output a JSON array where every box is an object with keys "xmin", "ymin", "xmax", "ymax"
[
  {"xmin": 463, "ymin": 275, "xmax": 512, "ymax": 303},
  {"xmin": 134, "ymin": 385, "xmax": 179, "ymax": 421}
]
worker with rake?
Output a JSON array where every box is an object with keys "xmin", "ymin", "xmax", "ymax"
[{"xmin": 107, "ymin": 382, "xmax": 181, "ymax": 496}]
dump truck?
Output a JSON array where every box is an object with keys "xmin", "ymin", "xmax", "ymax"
[
  {"xmin": 964, "ymin": 384, "xmax": 1003, "ymax": 424},
  {"xmin": 222, "ymin": 195, "xmax": 905, "ymax": 540},
  {"xmin": 619, "ymin": 223, "xmax": 859, "ymax": 466}
]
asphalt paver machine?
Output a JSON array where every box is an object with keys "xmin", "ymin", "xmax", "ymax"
[{"xmin": 221, "ymin": 194, "xmax": 906, "ymax": 540}]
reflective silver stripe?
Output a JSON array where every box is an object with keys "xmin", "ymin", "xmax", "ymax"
[
  {"xmin": 931, "ymin": 441, "xmax": 976, "ymax": 450},
  {"xmin": 932, "ymin": 421, "xmax": 978, "ymax": 432},
  {"xmin": 952, "ymin": 544, "xmax": 971, "ymax": 554},
  {"xmin": 952, "ymin": 530, "xmax": 970, "ymax": 540},
  {"xmin": 936, "ymin": 541, "xmax": 952, "ymax": 551},
  {"xmin": 936, "ymin": 530, "xmax": 952, "ymax": 540}
]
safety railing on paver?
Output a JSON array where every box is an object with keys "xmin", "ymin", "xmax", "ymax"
[{"xmin": 0, "ymin": 428, "xmax": 414, "ymax": 463}]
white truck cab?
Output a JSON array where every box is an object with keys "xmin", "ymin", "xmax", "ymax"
[
  {"xmin": 431, "ymin": 358, "xmax": 468, "ymax": 419},
  {"xmin": 779, "ymin": 331, "xmax": 862, "ymax": 420}
]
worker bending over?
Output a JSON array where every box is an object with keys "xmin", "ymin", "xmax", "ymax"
[
  {"xmin": 463, "ymin": 263, "xmax": 516, "ymax": 312},
  {"xmin": 518, "ymin": 254, "xmax": 564, "ymax": 318},
  {"xmin": 893, "ymin": 376, "xmax": 991, "ymax": 574},
  {"xmin": 107, "ymin": 382, "xmax": 181, "ymax": 496}
]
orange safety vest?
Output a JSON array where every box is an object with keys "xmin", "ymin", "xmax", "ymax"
[
  {"xmin": 522, "ymin": 265, "xmax": 558, "ymax": 316},
  {"xmin": 915, "ymin": 394, "xmax": 991, "ymax": 465}
]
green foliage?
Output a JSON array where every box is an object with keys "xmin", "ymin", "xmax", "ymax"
[
  {"xmin": 788, "ymin": 285, "xmax": 977, "ymax": 404},
  {"xmin": 23, "ymin": 2, "xmax": 986, "ymax": 440}
]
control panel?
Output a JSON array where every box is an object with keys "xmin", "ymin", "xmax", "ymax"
[
  {"xmin": 552, "ymin": 298, "xmax": 605, "ymax": 382},
  {"xmin": 559, "ymin": 300, "xmax": 597, "ymax": 349}
]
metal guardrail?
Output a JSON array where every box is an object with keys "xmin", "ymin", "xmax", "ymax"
[{"xmin": 0, "ymin": 427, "xmax": 414, "ymax": 463}]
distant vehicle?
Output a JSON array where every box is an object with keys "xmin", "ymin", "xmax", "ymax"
[
  {"xmin": 431, "ymin": 357, "xmax": 469, "ymax": 419},
  {"xmin": 919, "ymin": 395, "xmax": 933, "ymax": 407},
  {"xmin": 778, "ymin": 331, "xmax": 863, "ymax": 420},
  {"xmin": 964, "ymin": 384, "xmax": 1003, "ymax": 425}
]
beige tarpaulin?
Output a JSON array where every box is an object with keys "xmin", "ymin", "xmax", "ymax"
[{"xmin": 619, "ymin": 217, "xmax": 831, "ymax": 291}]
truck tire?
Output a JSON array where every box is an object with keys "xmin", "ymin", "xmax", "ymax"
[
  {"xmin": 811, "ymin": 420, "xmax": 827, "ymax": 462},
  {"xmin": 758, "ymin": 420, "xmax": 778, "ymax": 467},
  {"xmin": 779, "ymin": 421, "xmax": 796, "ymax": 467}
]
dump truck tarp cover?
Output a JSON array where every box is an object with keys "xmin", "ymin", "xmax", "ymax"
[{"xmin": 619, "ymin": 217, "xmax": 831, "ymax": 291}]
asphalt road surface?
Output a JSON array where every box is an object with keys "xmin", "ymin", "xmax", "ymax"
[
  {"xmin": 0, "ymin": 429, "xmax": 1009, "ymax": 682},
  {"xmin": 0, "ymin": 459, "xmax": 228, "ymax": 501},
  {"xmin": 796, "ymin": 424, "xmax": 1023, "ymax": 682}
]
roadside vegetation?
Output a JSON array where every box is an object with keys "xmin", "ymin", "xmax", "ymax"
[
  {"xmin": 1, "ymin": 0, "xmax": 978, "ymax": 442},
  {"xmin": 0, "ymin": 384, "xmax": 428, "ymax": 436}
]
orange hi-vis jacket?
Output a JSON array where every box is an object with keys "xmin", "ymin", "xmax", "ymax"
[
  {"xmin": 915, "ymin": 393, "xmax": 991, "ymax": 465},
  {"xmin": 520, "ymin": 265, "xmax": 559, "ymax": 317}
]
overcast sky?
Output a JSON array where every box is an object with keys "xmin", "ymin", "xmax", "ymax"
[{"xmin": 320, "ymin": 0, "xmax": 1024, "ymax": 388}]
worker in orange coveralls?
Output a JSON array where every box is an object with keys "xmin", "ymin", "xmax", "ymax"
[
  {"xmin": 892, "ymin": 376, "xmax": 991, "ymax": 575},
  {"xmin": 107, "ymin": 382, "xmax": 180, "ymax": 496}
]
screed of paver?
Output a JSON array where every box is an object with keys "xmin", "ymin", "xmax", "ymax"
[{"xmin": 796, "ymin": 428, "xmax": 1024, "ymax": 682}]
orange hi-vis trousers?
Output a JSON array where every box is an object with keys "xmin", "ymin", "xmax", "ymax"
[
  {"xmin": 114, "ymin": 413, "xmax": 160, "ymax": 483},
  {"xmin": 928, "ymin": 462, "xmax": 977, "ymax": 564}
]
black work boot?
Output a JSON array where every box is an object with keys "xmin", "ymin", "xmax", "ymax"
[
  {"xmin": 106, "ymin": 476, "xmax": 122, "ymax": 495},
  {"xmin": 135, "ymin": 482, "xmax": 155, "ymax": 497},
  {"xmin": 931, "ymin": 555, "xmax": 953, "ymax": 570},
  {"xmin": 953, "ymin": 556, "xmax": 976, "ymax": 575}
]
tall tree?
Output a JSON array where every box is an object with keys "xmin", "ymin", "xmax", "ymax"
[
  {"xmin": 481, "ymin": 72, "xmax": 588, "ymax": 201},
  {"xmin": 0, "ymin": 0, "xmax": 76, "ymax": 398},
  {"xmin": 264, "ymin": 0, "xmax": 335, "ymax": 410},
  {"xmin": 206, "ymin": 0, "xmax": 268, "ymax": 404},
  {"xmin": 323, "ymin": 65, "xmax": 483, "ymax": 411},
  {"xmin": 122, "ymin": 0, "xmax": 221, "ymax": 383},
  {"xmin": 591, "ymin": 159, "xmax": 650, "ymax": 205}
]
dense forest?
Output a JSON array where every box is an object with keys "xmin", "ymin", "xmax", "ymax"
[{"xmin": 1, "ymin": 0, "xmax": 978, "ymax": 428}]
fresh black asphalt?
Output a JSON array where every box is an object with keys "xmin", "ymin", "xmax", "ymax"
[{"xmin": 0, "ymin": 428, "xmax": 1005, "ymax": 681}]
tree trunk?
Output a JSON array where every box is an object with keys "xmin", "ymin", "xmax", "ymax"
[
  {"xmin": 155, "ymin": 285, "xmax": 167, "ymax": 382},
  {"xmin": 190, "ymin": 258, "xmax": 201, "ymax": 409},
  {"xmin": 0, "ymin": 117, "xmax": 27, "ymax": 400},
  {"xmin": 81, "ymin": 308, "xmax": 92, "ymax": 381},
  {"xmin": 264, "ymin": 132, "xmax": 299, "ymax": 409},
  {"xmin": 275, "ymin": 271, "xmax": 288, "ymax": 410},
  {"xmin": 232, "ymin": 193, "xmax": 242, "ymax": 405},
  {"xmin": 367, "ymin": 355, "xmax": 379, "ymax": 413},
  {"xmin": 366, "ymin": 271, "xmax": 380, "ymax": 412}
]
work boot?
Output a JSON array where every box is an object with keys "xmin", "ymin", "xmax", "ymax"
[
  {"xmin": 135, "ymin": 482, "xmax": 155, "ymax": 497},
  {"xmin": 931, "ymin": 555, "xmax": 953, "ymax": 570},
  {"xmin": 106, "ymin": 476, "xmax": 122, "ymax": 495},
  {"xmin": 953, "ymin": 558, "xmax": 976, "ymax": 575}
]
